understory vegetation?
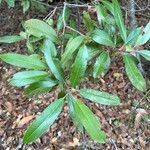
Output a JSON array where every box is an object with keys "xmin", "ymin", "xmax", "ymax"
[{"xmin": 0, "ymin": 0, "xmax": 150, "ymax": 145}]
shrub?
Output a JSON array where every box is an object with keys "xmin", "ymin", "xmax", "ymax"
[{"xmin": 0, "ymin": 0, "xmax": 150, "ymax": 144}]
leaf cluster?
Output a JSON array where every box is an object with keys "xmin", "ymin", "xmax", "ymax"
[{"xmin": 0, "ymin": 0, "xmax": 150, "ymax": 144}]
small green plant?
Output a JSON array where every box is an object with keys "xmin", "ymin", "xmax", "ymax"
[
  {"xmin": 94, "ymin": 0, "xmax": 150, "ymax": 92},
  {"xmin": 0, "ymin": 0, "xmax": 49, "ymax": 13},
  {"xmin": 0, "ymin": 19, "xmax": 120, "ymax": 144},
  {"xmin": 0, "ymin": 0, "xmax": 149, "ymax": 145}
]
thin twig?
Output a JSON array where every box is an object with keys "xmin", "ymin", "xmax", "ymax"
[
  {"xmin": 66, "ymin": 25, "xmax": 84, "ymax": 36},
  {"xmin": 75, "ymin": 0, "xmax": 81, "ymax": 32},
  {"xmin": 43, "ymin": 7, "xmax": 57, "ymax": 21}
]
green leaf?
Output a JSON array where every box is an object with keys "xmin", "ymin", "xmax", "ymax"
[
  {"xmin": 21, "ymin": 0, "xmax": 30, "ymax": 13},
  {"xmin": 24, "ymin": 19, "xmax": 57, "ymax": 42},
  {"xmin": 67, "ymin": 95, "xmax": 83, "ymax": 130},
  {"xmin": 80, "ymin": 88, "xmax": 120, "ymax": 106},
  {"xmin": 42, "ymin": 47, "xmax": 64, "ymax": 83},
  {"xmin": 138, "ymin": 50, "xmax": 150, "ymax": 61},
  {"xmin": 96, "ymin": 4, "xmax": 107, "ymax": 25},
  {"xmin": 5, "ymin": 0, "xmax": 15, "ymax": 7},
  {"xmin": 0, "ymin": 53, "xmax": 47, "ymax": 69},
  {"xmin": 86, "ymin": 43, "xmax": 102, "ymax": 61},
  {"xmin": 30, "ymin": 0, "xmax": 46, "ymax": 13},
  {"xmin": 69, "ymin": 19, "xmax": 78, "ymax": 37},
  {"xmin": 83, "ymin": 11, "xmax": 95, "ymax": 32},
  {"xmin": 102, "ymin": 1, "xmax": 114, "ymax": 15},
  {"xmin": 126, "ymin": 27, "xmax": 142, "ymax": 45},
  {"xmin": 74, "ymin": 100, "xmax": 106, "ymax": 143},
  {"xmin": 24, "ymin": 78, "xmax": 58, "ymax": 96},
  {"xmin": 57, "ymin": 7, "xmax": 71, "ymax": 31},
  {"xmin": 41, "ymin": 38, "xmax": 57, "ymax": 57},
  {"xmin": 136, "ymin": 21, "xmax": 150, "ymax": 45},
  {"xmin": 61, "ymin": 36, "xmax": 84, "ymax": 67},
  {"xmin": 0, "ymin": 35, "xmax": 24, "ymax": 43},
  {"xmin": 123, "ymin": 53, "xmax": 147, "ymax": 92},
  {"xmin": 93, "ymin": 51, "xmax": 110, "ymax": 78},
  {"xmin": 23, "ymin": 98, "xmax": 64, "ymax": 144},
  {"xmin": 10, "ymin": 71, "xmax": 49, "ymax": 87},
  {"xmin": 112, "ymin": 0, "xmax": 127, "ymax": 42},
  {"xmin": 92, "ymin": 29, "xmax": 114, "ymax": 46},
  {"xmin": 70, "ymin": 45, "xmax": 88, "ymax": 87}
]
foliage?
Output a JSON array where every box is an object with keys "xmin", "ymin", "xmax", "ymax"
[
  {"xmin": 0, "ymin": 0, "xmax": 150, "ymax": 145},
  {"xmin": 0, "ymin": 0, "xmax": 51, "ymax": 13}
]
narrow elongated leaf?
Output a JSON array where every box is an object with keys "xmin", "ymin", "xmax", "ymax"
[
  {"xmin": 10, "ymin": 71, "xmax": 49, "ymax": 87},
  {"xmin": 74, "ymin": 100, "xmax": 106, "ymax": 143},
  {"xmin": 41, "ymin": 38, "xmax": 57, "ymax": 57},
  {"xmin": 102, "ymin": 1, "xmax": 114, "ymax": 15},
  {"xmin": 86, "ymin": 43, "xmax": 102, "ymax": 61},
  {"xmin": 70, "ymin": 45, "xmax": 88, "ymax": 87},
  {"xmin": 112, "ymin": 0, "xmax": 127, "ymax": 42},
  {"xmin": 21, "ymin": 0, "xmax": 30, "ymax": 13},
  {"xmin": 0, "ymin": 53, "xmax": 47, "ymax": 69},
  {"xmin": 57, "ymin": 7, "xmax": 71, "ymax": 31},
  {"xmin": 138, "ymin": 50, "xmax": 150, "ymax": 61},
  {"xmin": 136, "ymin": 21, "xmax": 150, "ymax": 45},
  {"xmin": 5, "ymin": 0, "xmax": 15, "ymax": 7},
  {"xmin": 92, "ymin": 29, "xmax": 114, "ymax": 46},
  {"xmin": 0, "ymin": 35, "xmax": 24, "ymax": 43},
  {"xmin": 24, "ymin": 79, "xmax": 58, "ymax": 96},
  {"xmin": 24, "ymin": 19, "xmax": 57, "ymax": 42},
  {"xmin": 96, "ymin": 4, "xmax": 107, "ymax": 25},
  {"xmin": 67, "ymin": 95, "xmax": 83, "ymax": 130},
  {"xmin": 23, "ymin": 98, "xmax": 64, "ymax": 144},
  {"xmin": 93, "ymin": 51, "xmax": 110, "ymax": 78},
  {"xmin": 126, "ymin": 27, "xmax": 142, "ymax": 45},
  {"xmin": 123, "ymin": 53, "xmax": 147, "ymax": 92},
  {"xmin": 42, "ymin": 48, "xmax": 64, "ymax": 82},
  {"xmin": 80, "ymin": 88, "xmax": 120, "ymax": 106},
  {"xmin": 61, "ymin": 36, "xmax": 84, "ymax": 67},
  {"xmin": 69, "ymin": 19, "xmax": 78, "ymax": 37},
  {"xmin": 83, "ymin": 11, "xmax": 95, "ymax": 32}
]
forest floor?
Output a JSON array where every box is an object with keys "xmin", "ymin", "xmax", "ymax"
[{"xmin": 0, "ymin": 1, "xmax": 150, "ymax": 150}]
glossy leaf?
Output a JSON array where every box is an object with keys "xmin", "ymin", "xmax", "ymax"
[
  {"xmin": 5, "ymin": 0, "xmax": 15, "ymax": 7},
  {"xmin": 0, "ymin": 35, "xmax": 24, "ymax": 43},
  {"xmin": 93, "ymin": 51, "xmax": 110, "ymax": 78},
  {"xmin": 24, "ymin": 19, "xmax": 57, "ymax": 42},
  {"xmin": 123, "ymin": 53, "xmax": 147, "ymax": 92},
  {"xmin": 86, "ymin": 43, "xmax": 102, "ymax": 61},
  {"xmin": 102, "ymin": 1, "xmax": 114, "ymax": 15},
  {"xmin": 112, "ymin": 0, "xmax": 127, "ymax": 42},
  {"xmin": 10, "ymin": 71, "xmax": 49, "ymax": 87},
  {"xmin": 80, "ymin": 88, "xmax": 120, "ymax": 106},
  {"xmin": 23, "ymin": 98, "xmax": 64, "ymax": 144},
  {"xmin": 57, "ymin": 7, "xmax": 71, "ymax": 31},
  {"xmin": 42, "ymin": 47, "xmax": 64, "ymax": 82},
  {"xmin": 0, "ymin": 53, "xmax": 47, "ymax": 69},
  {"xmin": 24, "ymin": 79, "xmax": 58, "ymax": 96},
  {"xmin": 41, "ymin": 38, "xmax": 57, "ymax": 57},
  {"xmin": 61, "ymin": 36, "xmax": 84, "ymax": 67},
  {"xmin": 74, "ymin": 100, "xmax": 106, "ymax": 143},
  {"xmin": 21, "ymin": 0, "xmax": 30, "ymax": 13},
  {"xmin": 92, "ymin": 29, "xmax": 114, "ymax": 46},
  {"xmin": 70, "ymin": 45, "xmax": 88, "ymax": 87},
  {"xmin": 138, "ymin": 50, "xmax": 150, "ymax": 61},
  {"xmin": 96, "ymin": 4, "xmax": 107, "ymax": 25},
  {"xmin": 83, "ymin": 11, "xmax": 95, "ymax": 32},
  {"xmin": 67, "ymin": 95, "xmax": 83, "ymax": 130},
  {"xmin": 126, "ymin": 27, "xmax": 142, "ymax": 45},
  {"xmin": 136, "ymin": 21, "xmax": 150, "ymax": 45}
]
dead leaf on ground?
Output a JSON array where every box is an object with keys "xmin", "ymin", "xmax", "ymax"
[{"xmin": 17, "ymin": 115, "xmax": 35, "ymax": 128}]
